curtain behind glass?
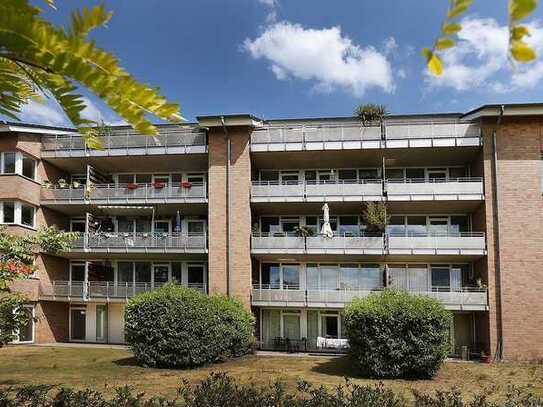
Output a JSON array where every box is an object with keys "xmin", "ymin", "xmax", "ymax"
[{"xmin": 262, "ymin": 310, "xmax": 281, "ymax": 344}]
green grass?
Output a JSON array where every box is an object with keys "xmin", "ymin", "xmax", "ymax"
[{"xmin": 1, "ymin": 346, "xmax": 543, "ymax": 399}]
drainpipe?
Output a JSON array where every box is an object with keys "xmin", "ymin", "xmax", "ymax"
[
  {"xmin": 221, "ymin": 116, "xmax": 231, "ymax": 297},
  {"xmin": 491, "ymin": 105, "xmax": 505, "ymax": 361}
]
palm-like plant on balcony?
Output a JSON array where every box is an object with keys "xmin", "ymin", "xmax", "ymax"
[
  {"xmin": 354, "ymin": 104, "xmax": 388, "ymax": 127},
  {"xmin": 293, "ymin": 225, "xmax": 314, "ymax": 238}
]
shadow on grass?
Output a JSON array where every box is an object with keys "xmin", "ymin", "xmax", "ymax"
[
  {"xmin": 112, "ymin": 356, "xmax": 140, "ymax": 367},
  {"xmin": 310, "ymin": 355, "xmax": 363, "ymax": 378}
]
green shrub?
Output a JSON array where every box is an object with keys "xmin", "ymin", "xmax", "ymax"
[
  {"xmin": 124, "ymin": 283, "xmax": 255, "ymax": 368},
  {"xmin": 344, "ymin": 289, "xmax": 452, "ymax": 379}
]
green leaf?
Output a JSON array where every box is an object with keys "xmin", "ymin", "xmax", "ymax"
[
  {"xmin": 511, "ymin": 40, "xmax": 537, "ymax": 62},
  {"xmin": 436, "ymin": 38, "xmax": 456, "ymax": 50},
  {"xmin": 442, "ymin": 22, "xmax": 462, "ymax": 35},
  {"xmin": 511, "ymin": 25, "xmax": 531, "ymax": 40},
  {"xmin": 509, "ymin": 0, "xmax": 538, "ymax": 21},
  {"xmin": 422, "ymin": 48, "xmax": 444, "ymax": 76},
  {"xmin": 447, "ymin": 0, "xmax": 473, "ymax": 18}
]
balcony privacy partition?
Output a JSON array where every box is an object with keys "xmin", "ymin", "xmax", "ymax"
[
  {"xmin": 41, "ymin": 182, "xmax": 207, "ymax": 203},
  {"xmin": 250, "ymin": 120, "xmax": 481, "ymax": 151},
  {"xmin": 41, "ymin": 127, "xmax": 207, "ymax": 157},
  {"xmin": 71, "ymin": 232, "xmax": 207, "ymax": 253}
]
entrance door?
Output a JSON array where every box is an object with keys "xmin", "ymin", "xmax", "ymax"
[
  {"xmin": 96, "ymin": 305, "xmax": 108, "ymax": 342},
  {"xmin": 70, "ymin": 307, "xmax": 86, "ymax": 341},
  {"xmin": 153, "ymin": 264, "xmax": 169, "ymax": 288},
  {"xmin": 321, "ymin": 314, "xmax": 339, "ymax": 338},
  {"xmin": 16, "ymin": 306, "xmax": 34, "ymax": 343}
]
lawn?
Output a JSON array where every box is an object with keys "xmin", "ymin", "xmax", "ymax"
[{"xmin": 1, "ymin": 345, "xmax": 542, "ymax": 400}]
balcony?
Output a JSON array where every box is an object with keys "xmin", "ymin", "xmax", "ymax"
[
  {"xmin": 41, "ymin": 182, "xmax": 207, "ymax": 204},
  {"xmin": 251, "ymin": 232, "xmax": 486, "ymax": 256},
  {"xmin": 251, "ymin": 286, "xmax": 488, "ymax": 311},
  {"xmin": 387, "ymin": 232, "xmax": 486, "ymax": 255},
  {"xmin": 386, "ymin": 178, "xmax": 484, "ymax": 201},
  {"xmin": 40, "ymin": 281, "xmax": 206, "ymax": 302},
  {"xmin": 251, "ymin": 180, "xmax": 383, "ymax": 202},
  {"xmin": 251, "ymin": 233, "xmax": 385, "ymax": 255},
  {"xmin": 250, "ymin": 120, "xmax": 480, "ymax": 152},
  {"xmin": 41, "ymin": 127, "xmax": 207, "ymax": 158},
  {"xmin": 70, "ymin": 232, "xmax": 207, "ymax": 254}
]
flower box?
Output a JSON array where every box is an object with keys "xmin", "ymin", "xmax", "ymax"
[
  {"xmin": 127, "ymin": 183, "xmax": 138, "ymax": 190},
  {"xmin": 153, "ymin": 182, "xmax": 165, "ymax": 189},
  {"xmin": 180, "ymin": 181, "xmax": 192, "ymax": 188}
]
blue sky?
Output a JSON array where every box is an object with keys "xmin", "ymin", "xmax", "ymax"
[{"xmin": 13, "ymin": 0, "xmax": 543, "ymax": 125}]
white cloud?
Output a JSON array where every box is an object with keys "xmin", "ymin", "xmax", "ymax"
[
  {"xmin": 243, "ymin": 22, "xmax": 394, "ymax": 96},
  {"xmin": 425, "ymin": 17, "xmax": 543, "ymax": 92},
  {"xmin": 19, "ymin": 100, "xmax": 70, "ymax": 127},
  {"xmin": 257, "ymin": 0, "xmax": 277, "ymax": 6},
  {"xmin": 383, "ymin": 37, "xmax": 398, "ymax": 56}
]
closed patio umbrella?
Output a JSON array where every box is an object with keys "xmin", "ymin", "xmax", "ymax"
[
  {"xmin": 175, "ymin": 210, "xmax": 181, "ymax": 233},
  {"xmin": 320, "ymin": 203, "xmax": 334, "ymax": 238}
]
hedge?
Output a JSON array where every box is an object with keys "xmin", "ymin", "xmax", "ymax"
[
  {"xmin": 124, "ymin": 283, "xmax": 255, "ymax": 368},
  {"xmin": 344, "ymin": 289, "xmax": 453, "ymax": 379}
]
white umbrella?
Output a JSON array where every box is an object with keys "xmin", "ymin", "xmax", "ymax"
[
  {"xmin": 175, "ymin": 210, "xmax": 181, "ymax": 233},
  {"xmin": 320, "ymin": 203, "xmax": 334, "ymax": 238}
]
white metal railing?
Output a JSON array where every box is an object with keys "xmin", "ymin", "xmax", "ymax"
[
  {"xmin": 41, "ymin": 182, "xmax": 207, "ymax": 202},
  {"xmin": 71, "ymin": 232, "xmax": 207, "ymax": 251},
  {"xmin": 251, "ymin": 286, "xmax": 488, "ymax": 307},
  {"xmin": 41, "ymin": 281, "xmax": 207, "ymax": 300},
  {"xmin": 41, "ymin": 128, "xmax": 207, "ymax": 151},
  {"xmin": 387, "ymin": 232, "xmax": 486, "ymax": 252},
  {"xmin": 251, "ymin": 179, "xmax": 383, "ymax": 200},
  {"xmin": 386, "ymin": 177, "xmax": 484, "ymax": 197},
  {"xmin": 250, "ymin": 121, "xmax": 480, "ymax": 145},
  {"xmin": 251, "ymin": 232, "xmax": 485, "ymax": 253}
]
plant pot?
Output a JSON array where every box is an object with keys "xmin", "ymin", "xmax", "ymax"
[
  {"xmin": 127, "ymin": 183, "xmax": 138, "ymax": 190},
  {"xmin": 180, "ymin": 181, "xmax": 192, "ymax": 188}
]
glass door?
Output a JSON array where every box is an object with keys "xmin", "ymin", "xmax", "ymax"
[
  {"xmin": 283, "ymin": 314, "xmax": 301, "ymax": 340},
  {"xmin": 70, "ymin": 307, "xmax": 86, "ymax": 341},
  {"xmin": 153, "ymin": 264, "xmax": 170, "ymax": 288},
  {"xmin": 154, "ymin": 220, "xmax": 170, "ymax": 234},
  {"xmin": 96, "ymin": 305, "xmax": 108, "ymax": 342},
  {"xmin": 321, "ymin": 314, "xmax": 339, "ymax": 338},
  {"xmin": 187, "ymin": 219, "xmax": 205, "ymax": 234},
  {"xmin": 427, "ymin": 168, "xmax": 448, "ymax": 181},
  {"xmin": 428, "ymin": 216, "xmax": 449, "ymax": 236}
]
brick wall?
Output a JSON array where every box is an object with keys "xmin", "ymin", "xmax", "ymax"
[
  {"xmin": 482, "ymin": 116, "xmax": 543, "ymax": 360},
  {"xmin": 35, "ymin": 301, "xmax": 69, "ymax": 343},
  {"xmin": 207, "ymin": 126, "xmax": 252, "ymax": 307}
]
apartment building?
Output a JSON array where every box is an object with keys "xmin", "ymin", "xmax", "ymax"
[{"xmin": 2, "ymin": 102, "xmax": 542, "ymax": 360}]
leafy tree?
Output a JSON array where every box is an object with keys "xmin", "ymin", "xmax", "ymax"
[
  {"xmin": 423, "ymin": 0, "xmax": 539, "ymax": 76},
  {"xmin": 0, "ymin": 226, "xmax": 77, "ymax": 346},
  {"xmin": 1, "ymin": 1, "xmax": 183, "ymax": 147},
  {"xmin": 362, "ymin": 202, "xmax": 389, "ymax": 234}
]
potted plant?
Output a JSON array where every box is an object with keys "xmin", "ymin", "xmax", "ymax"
[
  {"xmin": 42, "ymin": 180, "xmax": 52, "ymax": 189},
  {"xmin": 180, "ymin": 180, "xmax": 192, "ymax": 188},
  {"xmin": 354, "ymin": 103, "xmax": 388, "ymax": 127},
  {"xmin": 293, "ymin": 225, "xmax": 314, "ymax": 238},
  {"xmin": 127, "ymin": 182, "xmax": 138, "ymax": 190},
  {"xmin": 57, "ymin": 178, "xmax": 68, "ymax": 188},
  {"xmin": 72, "ymin": 181, "xmax": 81, "ymax": 189}
]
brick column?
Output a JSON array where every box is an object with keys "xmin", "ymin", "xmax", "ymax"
[{"xmin": 207, "ymin": 126, "xmax": 252, "ymax": 307}]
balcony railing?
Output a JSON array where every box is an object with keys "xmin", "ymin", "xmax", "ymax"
[
  {"xmin": 386, "ymin": 177, "xmax": 484, "ymax": 200},
  {"xmin": 41, "ymin": 182, "xmax": 207, "ymax": 203},
  {"xmin": 251, "ymin": 285, "xmax": 488, "ymax": 310},
  {"xmin": 251, "ymin": 232, "xmax": 486, "ymax": 255},
  {"xmin": 41, "ymin": 127, "xmax": 207, "ymax": 156},
  {"xmin": 41, "ymin": 281, "xmax": 207, "ymax": 300},
  {"xmin": 387, "ymin": 232, "xmax": 486, "ymax": 255},
  {"xmin": 71, "ymin": 232, "xmax": 207, "ymax": 252},
  {"xmin": 250, "ymin": 121, "xmax": 481, "ymax": 151},
  {"xmin": 251, "ymin": 232, "xmax": 385, "ymax": 255},
  {"xmin": 251, "ymin": 179, "xmax": 383, "ymax": 202}
]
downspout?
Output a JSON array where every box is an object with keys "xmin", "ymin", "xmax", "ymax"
[
  {"xmin": 221, "ymin": 116, "xmax": 231, "ymax": 297},
  {"xmin": 491, "ymin": 105, "xmax": 505, "ymax": 361}
]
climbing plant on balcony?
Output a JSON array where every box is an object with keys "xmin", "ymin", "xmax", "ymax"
[
  {"xmin": 125, "ymin": 283, "xmax": 255, "ymax": 368},
  {"xmin": 345, "ymin": 289, "xmax": 452, "ymax": 379},
  {"xmin": 0, "ymin": 226, "xmax": 77, "ymax": 346}
]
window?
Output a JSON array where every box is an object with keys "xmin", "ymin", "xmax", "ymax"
[
  {"xmin": 407, "ymin": 216, "xmax": 427, "ymax": 236},
  {"xmin": 338, "ymin": 216, "xmax": 359, "ymax": 235},
  {"xmin": 135, "ymin": 262, "xmax": 151, "ymax": 282},
  {"xmin": 387, "ymin": 216, "xmax": 405, "ymax": 235},
  {"xmin": 21, "ymin": 204, "xmax": 34, "ymax": 227},
  {"xmin": 260, "ymin": 171, "xmax": 279, "ymax": 181},
  {"xmin": 405, "ymin": 168, "xmax": 425, "ymax": 179},
  {"xmin": 22, "ymin": 155, "xmax": 36, "ymax": 180},
  {"xmin": 15, "ymin": 306, "xmax": 34, "ymax": 343},
  {"xmin": 359, "ymin": 168, "xmax": 379, "ymax": 180},
  {"xmin": 2, "ymin": 201, "xmax": 14, "ymax": 223},
  {"xmin": 282, "ymin": 264, "xmax": 299, "ymax": 289},
  {"xmin": 261, "ymin": 217, "xmax": 280, "ymax": 234},
  {"xmin": 386, "ymin": 168, "xmax": 404, "ymax": 179},
  {"xmin": 338, "ymin": 169, "xmax": 357, "ymax": 181},
  {"xmin": 261, "ymin": 263, "xmax": 280, "ymax": 288},
  {"xmin": 70, "ymin": 218, "xmax": 86, "ymax": 232},
  {"xmin": 117, "ymin": 262, "xmax": 133, "ymax": 283},
  {"xmin": 3, "ymin": 152, "xmax": 16, "ymax": 173},
  {"xmin": 431, "ymin": 266, "xmax": 451, "ymax": 288},
  {"xmin": 70, "ymin": 263, "xmax": 86, "ymax": 281}
]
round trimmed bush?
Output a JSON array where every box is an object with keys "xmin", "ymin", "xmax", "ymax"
[
  {"xmin": 124, "ymin": 283, "xmax": 255, "ymax": 368},
  {"xmin": 344, "ymin": 289, "xmax": 452, "ymax": 379}
]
